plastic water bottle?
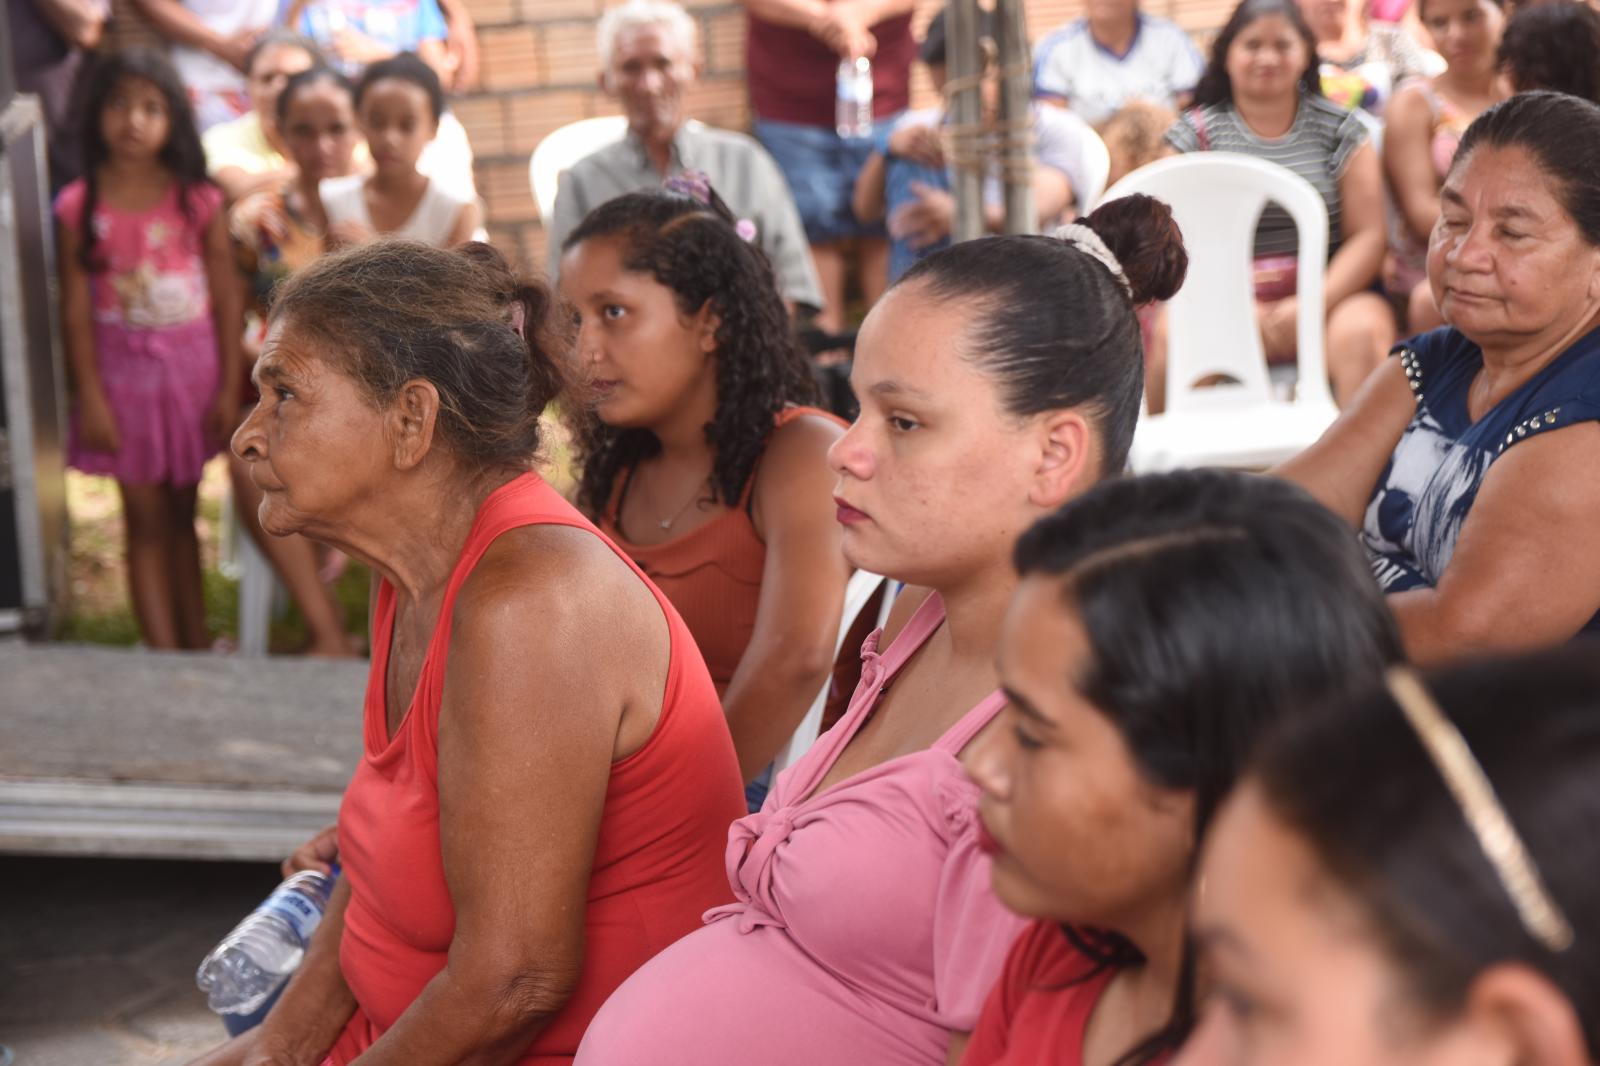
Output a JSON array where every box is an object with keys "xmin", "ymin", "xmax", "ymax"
[
  {"xmin": 836, "ymin": 56, "xmax": 874, "ymax": 138},
  {"xmin": 196, "ymin": 869, "xmax": 338, "ymax": 1016}
]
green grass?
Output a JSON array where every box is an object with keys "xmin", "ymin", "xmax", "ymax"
[{"xmin": 60, "ymin": 462, "xmax": 370, "ymax": 653}]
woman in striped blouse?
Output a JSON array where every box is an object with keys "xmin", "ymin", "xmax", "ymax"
[{"xmin": 1161, "ymin": 0, "xmax": 1395, "ymax": 409}]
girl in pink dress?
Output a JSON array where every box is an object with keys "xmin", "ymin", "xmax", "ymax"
[
  {"xmin": 574, "ymin": 197, "xmax": 1188, "ymax": 1065},
  {"xmin": 57, "ymin": 49, "xmax": 243, "ymax": 649}
]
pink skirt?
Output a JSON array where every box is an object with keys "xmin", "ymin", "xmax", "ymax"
[{"xmin": 69, "ymin": 316, "xmax": 221, "ymax": 486}]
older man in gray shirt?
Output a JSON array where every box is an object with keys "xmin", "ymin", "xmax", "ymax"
[{"xmin": 545, "ymin": 0, "xmax": 824, "ymax": 314}]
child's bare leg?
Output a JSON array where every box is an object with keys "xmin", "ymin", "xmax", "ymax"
[
  {"xmin": 119, "ymin": 481, "xmax": 182, "ymax": 649},
  {"xmin": 164, "ymin": 483, "xmax": 209, "ymax": 650}
]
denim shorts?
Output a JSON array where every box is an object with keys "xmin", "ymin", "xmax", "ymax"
[{"xmin": 755, "ymin": 116, "xmax": 897, "ymax": 244}]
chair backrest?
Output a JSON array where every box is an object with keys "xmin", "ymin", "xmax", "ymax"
[
  {"xmin": 1075, "ymin": 125, "xmax": 1112, "ymax": 211},
  {"xmin": 528, "ymin": 115, "xmax": 630, "ymax": 222},
  {"xmin": 771, "ymin": 570, "xmax": 897, "ymax": 774},
  {"xmin": 1101, "ymin": 153, "xmax": 1333, "ymax": 413}
]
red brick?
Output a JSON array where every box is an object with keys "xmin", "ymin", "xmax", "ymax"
[
  {"xmin": 683, "ymin": 76, "xmax": 749, "ymax": 130},
  {"xmin": 911, "ymin": 0, "xmax": 943, "ymax": 36},
  {"xmin": 481, "ymin": 26, "xmax": 544, "ymax": 90},
  {"xmin": 462, "ymin": 0, "xmax": 517, "ymax": 26},
  {"xmin": 1026, "ymin": 0, "xmax": 1087, "ymax": 36},
  {"xmin": 523, "ymin": 0, "xmax": 598, "ymax": 18},
  {"xmin": 1169, "ymin": 0, "xmax": 1233, "ymax": 34},
  {"xmin": 480, "ymin": 159, "xmax": 541, "ymax": 223},
  {"xmin": 451, "ymin": 96, "xmax": 508, "ymax": 158},
  {"xmin": 704, "ymin": 10, "xmax": 746, "ymax": 73},
  {"xmin": 522, "ymin": 226, "xmax": 551, "ymax": 278},
  {"xmin": 487, "ymin": 224, "xmax": 522, "ymax": 260},
  {"xmin": 540, "ymin": 21, "xmax": 602, "ymax": 86},
  {"xmin": 505, "ymin": 90, "xmax": 595, "ymax": 154}
]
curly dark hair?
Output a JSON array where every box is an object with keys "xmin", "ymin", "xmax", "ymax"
[
  {"xmin": 1499, "ymin": 1, "xmax": 1600, "ymax": 103},
  {"xmin": 1192, "ymin": 0, "xmax": 1324, "ymax": 108},
  {"xmin": 74, "ymin": 48, "xmax": 213, "ymax": 273},
  {"xmin": 562, "ymin": 188, "xmax": 818, "ymax": 517}
]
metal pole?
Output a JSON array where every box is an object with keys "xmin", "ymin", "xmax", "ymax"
[
  {"xmin": 948, "ymin": 0, "xmax": 985, "ymax": 243},
  {"xmin": 998, "ymin": 0, "xmax": 1035, "ymax": 234}
]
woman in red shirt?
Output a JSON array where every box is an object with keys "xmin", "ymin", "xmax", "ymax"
[
  {"xmin": 558, "ymin": 183, "xmax": 851, "ymax": 806},
  {"xmin": 191, "ymin": 240, "xmax": 744, "ymax": 1065},
  {"xmin": 961, "ymin": 470, "xmax": 1402, "ymax": 1065}
]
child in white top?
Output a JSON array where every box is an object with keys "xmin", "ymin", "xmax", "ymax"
[{"xmin": 321, "ymin": 51, "xmax": 477, "ymax": 248}]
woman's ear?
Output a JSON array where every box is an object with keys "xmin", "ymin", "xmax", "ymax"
[
  {"xmin": 1029, "ymin": 410, "xmax": 1094, "ymax": 511},
  {"xmin": 1463, "ymin": 963, "xmax": 1589, "ymax": 1066},
  {"xmin": 695, "ymin": 299, "xmax": 722, "ymax": 355},
  {"xmin": 388, "ymin": 379, "xmax": 442, "ymax": 471}
]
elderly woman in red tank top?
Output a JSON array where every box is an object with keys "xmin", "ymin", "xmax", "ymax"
[
  {"xmin": 189, "ymin": 240, "xmax": 744, "ymax": 1066},
  {"xmin": 558, "ymin": 182, "xmax": 852, "ymax": 810}
]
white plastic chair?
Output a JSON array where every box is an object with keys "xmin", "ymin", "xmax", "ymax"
[
  {"xmin": 1102, "ymin": 153, "xmax": 1339, "ymax": 471},
  {"xmin": 219, "ymin": 486, "xmax": 278, "ymax": 657},
  {"xmin": 528, "ymin": 115, "xmax": 629, "ymax": 222},
  {"xmin": 1075, "ymin": 125, "xmax": 1111, "ymax": 211},
  {"xmin": 771, "ymin": 570, "xmax": 899, "ymax": 774}
]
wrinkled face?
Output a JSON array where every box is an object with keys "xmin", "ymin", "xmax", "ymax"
[
  {"xmin": 1178, "ymin": 785, "xmax": 1485, "ymax": 1066},
  {"xmin": 1428, "ymin": 144, "xmax": 1600, "ymax": 349},
  {"xmin": 101, "ymin": 75, "xmax": 171, "ymax": 164},
  {"xmin": 281, "ymin": 81, "xmax": 360, "ymax": 181},
  {"xmin": 606, "ymin": 23, "xmax": 695, "ymax": 143},
  {"xmin": 827, "ymin": 284, "xmax": 1052, "ymax": 588},
  {"xmin": 1419, "ymin": 0, "xmax": 1503, "ymax": 73},
  {"xmin": 358, "ymin": 77, "xmax": 437, "ymax": 176},
  {"xmin": 1225, "ymin": 15, "xmax": 1310, "ymax": 102},
  {"xmin": 560, "ymin": 235, "xmax": 717, "ymax": 430},
  {"xmin": 232, "ymin": 319, "xmax": 393, "ymax": 539},
  {"xmin": 249, "ymin": 44, "xmax": 315, "ymax": 127},
  {"xmin": 964, "ymin": 576, "xmax": 1196, "ymax": 925}
]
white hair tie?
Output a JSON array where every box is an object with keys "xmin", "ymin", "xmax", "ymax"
[{"xmin": 1052, "ymin": 223, "xmax": 1131, "ymax": 297}]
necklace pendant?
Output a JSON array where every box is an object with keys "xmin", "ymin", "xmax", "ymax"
[{"xmin": 659, "ymin": 519, "xmax": 673, "ymax": 530}]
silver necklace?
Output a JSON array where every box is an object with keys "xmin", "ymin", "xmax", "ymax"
[{"xmin": 654, "ymin": 476, "xmax": 711, "ymax": 531}]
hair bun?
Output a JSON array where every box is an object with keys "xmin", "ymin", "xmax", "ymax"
[{"xmin": 1080, "ymin": 193, "xmax": 1188, "ymax": 306}]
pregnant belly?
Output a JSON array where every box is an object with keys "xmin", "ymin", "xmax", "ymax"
[{"xmin": 573, "ymin": 918, "xmax": 948, "ymax": 1066}]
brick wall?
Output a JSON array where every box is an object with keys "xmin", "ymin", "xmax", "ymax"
[
  {"xmin": 110, "ymin": 0, "xmax": 1232, "ymax": 275},
  {"xmin": 473, "ymin": 0, "xmax": 1231, "ymax": 275}
]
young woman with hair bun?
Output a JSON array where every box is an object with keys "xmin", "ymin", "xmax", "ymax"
[{"xmin": 574, "ymin": 194, "xmax": 1188, "ymax": 1066}]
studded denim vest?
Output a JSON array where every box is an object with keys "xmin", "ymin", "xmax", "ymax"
[{"xmin": 1361, "ymin": 325, "xmax": 1600, "ymax": 633}]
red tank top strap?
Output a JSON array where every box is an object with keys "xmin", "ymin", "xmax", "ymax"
[
  {"xmin": 375, "ymin": 473, "xmax": 646, "ymax": 757},
  {"xmin": 733, "ymin": 404, "xmax": 847, "ymax": 510}
]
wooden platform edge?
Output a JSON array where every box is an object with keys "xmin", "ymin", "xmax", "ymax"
[{"xmin": 0, "ymin": 777, "xmax": 341, "ymax": 862}]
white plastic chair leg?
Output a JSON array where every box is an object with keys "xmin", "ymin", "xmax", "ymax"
[{"xmin": 237, "ymin": 530, "xmax": 274, "ymax": 657}]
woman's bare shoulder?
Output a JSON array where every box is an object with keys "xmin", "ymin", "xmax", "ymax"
[{"xmin": 455, "ymin": 524, "xmax": 662, "ymax": 645}]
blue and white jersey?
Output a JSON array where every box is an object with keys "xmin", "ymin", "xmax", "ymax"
[
  {"xmin": 1362, "ymin": 326, "xmax": 1600, "ymax": 634},
  {"xmin": 1032, "ymin": 15, "xmax": 1204, "ymax": 127}
]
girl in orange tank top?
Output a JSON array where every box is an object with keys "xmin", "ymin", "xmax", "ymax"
[{"xmin": 558, "ymin": 185, "xmax": 852, "ymax": 804}]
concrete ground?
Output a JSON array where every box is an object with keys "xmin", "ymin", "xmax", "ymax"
[
  {"xmin": 0, "ymin": 640, "xmax": 367, "ymax": 1065},
  {"xmin": 0, "ymin": 854, "xmax": 282, "ymax": 1065}
]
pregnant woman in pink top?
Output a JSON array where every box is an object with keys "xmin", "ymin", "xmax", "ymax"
[{"xmin": 575, "ymin": 195, "xmax": 1189, "ymax": 1065}]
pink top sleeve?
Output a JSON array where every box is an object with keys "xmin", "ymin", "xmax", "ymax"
[
  {"xmin": 931, "ymin": 776, "xmax": 1031, "ymax": 1030},
  {"xmin": 53, "ymin": 179, "xmax": 86, "ymax": 232},
  {"xmin": 183, "ymin": 181, "xmax": 225, "ymax": 230}
]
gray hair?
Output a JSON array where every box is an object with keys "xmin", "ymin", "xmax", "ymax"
[{"xmin": 597, "ymin": 0, "xmax": 698, "ymax": 69}]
